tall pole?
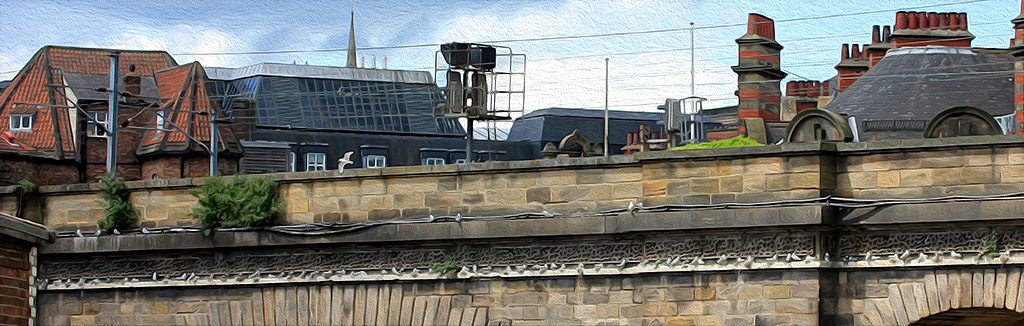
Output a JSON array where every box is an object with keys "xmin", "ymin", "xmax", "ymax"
[
  {"xmin": 105, "ymin": 53, "xmax": 120, "ymax": 175},
  {"xmin": 690, "ymin": 22, "xmax": 695, "ymax": 96},
  {"xmin": 209, "ymin": 104, "xmax": 219, "ymax": 177},
  {"xmin": 603, "ymin": 58, "xmax": 609, "ymax": 157}
]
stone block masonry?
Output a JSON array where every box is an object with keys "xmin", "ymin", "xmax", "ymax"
[{"xmin": 38, "ymin": 271, "xmax": 820, "ymax": 326}]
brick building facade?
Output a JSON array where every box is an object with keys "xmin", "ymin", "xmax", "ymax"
[{"xmin": 0, "ymin": 212, "xmax": 50, "ymax": 326}]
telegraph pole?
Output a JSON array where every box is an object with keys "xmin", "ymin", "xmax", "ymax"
[
  {"xmin": 603, "ymin": 58, "xmax": 609, "ymax": 157},
  {"xmin": 105, "ymin": 53, "xmax": 120, "ymax": 174}
]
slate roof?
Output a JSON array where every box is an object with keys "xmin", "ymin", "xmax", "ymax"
[
  {"xmin": 824, "ymin": 46, "xmax": 1014, "ymax": 140},
  {"xmin": 0, "ymin": 46, "xmax": 177, "ymax": 160},
  {"xmin": 137, "ymin": 62, "xmax": 243, "ymax": 156},
  {"xmin": 507, "ymin": 108, "xmax": 667, "ymax": 155}
]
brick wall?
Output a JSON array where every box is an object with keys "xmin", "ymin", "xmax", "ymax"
[
  {"xmin": 37, "ymin": 271, "xmax": 819, "ymax": 326},
  {"xmin": 0, "ymin": 238, "xmax": 33, "ymax": 326}
]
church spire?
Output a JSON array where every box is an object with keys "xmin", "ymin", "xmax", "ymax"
[{"xmin": 346, "ymin": 11, "xmax": 357, "ymax": 68}]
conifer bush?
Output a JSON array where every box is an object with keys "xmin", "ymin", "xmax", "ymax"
[
  {"xmin": 190, "ymin": 174, "xmax": 284, "ymax": 235},
  {"xmin": 97, "ymin": 173, "xmax": 138, "ymax": 232}
]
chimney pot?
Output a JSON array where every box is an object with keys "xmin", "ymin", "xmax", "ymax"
[
  {"xmin": 872, "ymin": 25, "xmax": 881, "ymax": 44},
  {"xmin": 949, "ymin": 13, "xmax": 959, "ymax": 31},
  {"xmin": 787, "ymin": 81, "xmax": 797, "ymax": 96},
  {"xmin": 862, "ymin": 44, "xmax": 869, "ymax": 59},
  {"xmin": 851, "ymin": 44, "xmax": 861, "ymax": 59},
  {"xmin": 895, "ymin": 11, "xmax": 908, "ymax": 30},
  {"xmin": 918, "ymin": 12, "xmax": 929, "ymax": 29},
  {"xmin": 882, "ymin": 26, "xmax": 891, "ymax": 42},
  {"xmin": 841, "ymin": 44, "xmax": 849, "ymax": 60},
  {"xmin": 927, "ymin": 12, "xmax": 938, "ymax": 29},
  {"xmin": 959, "ymin": 13, "xmax": 967, "ymax": 31},
  {"xmin": 907, "ymin": 12, "xmax": 919, "ymax": 29},
  {"xmin": 801, "ymin": 81, "xmax": 810, "ymax": 96},
  {"xmin": 809, "ymin": 81, "xmax": 821, "ymax": 97}
]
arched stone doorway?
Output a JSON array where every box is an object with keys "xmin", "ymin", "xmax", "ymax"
[{"xmin": 910, "ymin": 308, "xmax": 1024, "ymax": 325}]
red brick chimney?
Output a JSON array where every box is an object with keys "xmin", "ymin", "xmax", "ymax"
[
  {"xmin": 834, "ymin": 43, "xmax": 870, "ymax": 94},
  {"xmin": 865, "ymin": 25, "xmax": 892, "ymax": 68},
  {"xmin": 731, "ymin": 13, "xmax": 787, "ymax": 123},
  {"xmin": 1011, "ymin": 1, "xmax": 1024, "ymax": 132},
  {"xmin": 890, "ymin": 11, "xmax": 974, "ymax": 49}
]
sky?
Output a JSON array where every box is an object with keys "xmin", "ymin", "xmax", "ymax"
[{"xmin": 0, "ymin": 0, "xmax": 1020, "ymax": 116}]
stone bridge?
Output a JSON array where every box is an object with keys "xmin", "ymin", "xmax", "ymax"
[{"xmin": 16, "ymin": 135, "xmax": 1024, "ymax": 325}]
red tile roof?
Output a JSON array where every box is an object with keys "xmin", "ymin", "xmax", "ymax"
[
  {"xmin": 0, "ymin": 46, "xmax": 177, "ymax": 161},
  {"xmin": 137, "ymin": 62, "xmax": 242, "ymax": 156}
]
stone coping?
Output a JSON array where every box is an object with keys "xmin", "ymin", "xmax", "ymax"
[
  {"xmin": 36, "ymin": 134, "xmax": 1024, "ymax": 195},
  {"xmin": 40, "ymin": 205, "xmax": 823, "ymax": 255}
]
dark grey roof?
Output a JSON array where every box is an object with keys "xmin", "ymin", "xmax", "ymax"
[
  {"xmin": 824, "ymin": 46, "xmax": 1014, "ymax": 140},
  {"xmin": 521, "ymin": 108, "xmax": 665, "ymax": 121},
  {"xmin": 63, "ymin": 72, "xmax": 159, "ymax": 102}
]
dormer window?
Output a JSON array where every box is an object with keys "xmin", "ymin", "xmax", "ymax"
[
  {"xmin": 9, "ymin": 114, "xmax": 32, "ymax": 131},
  {"xmin": 87, "ymin": 111, "xmax": 107, "ymax": 137}
]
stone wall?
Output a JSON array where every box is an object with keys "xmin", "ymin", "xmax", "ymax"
[
  {"xmin": 22, "ymin": 136, "xmax": 1024, "ymax": 232},
  {"xmin": 39, "ymin": 271, "xmax": 819, "ymax": 326}
]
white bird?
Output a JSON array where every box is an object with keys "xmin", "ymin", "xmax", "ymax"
[
  {"xmin": 717, "ymin": 254, "xmax": 728, "ymax": 264},
  {"xmin": 594, "ymin": 263, "xmax": 604, "ymax": 269},
  {"xmin": 131, "ymin": 278, "xmax": 139, "ymax": 282},
  {"xmin": 533, "ymin": 264, "xmax": 546, "ymax": 271},
  {"xmin": 887, "ymin": 254, "xmax": 897, "ymax": 260},
  {"xmin": 616, "ymin": 259, "xmax": 627, "ymax": 268},
  {"xmin": 743, "ymin": 257, "xmax": 755, "ymax": 267},
  {"xmin": 669, "ymin": 256, "xmax": 681, "ymax": 266},
  {"xmin": 76, "ymin": 229, "xmax": 84, "ymax": 237},
  {"xmin": 152, "ymin": 272, "xmax": 158, "ymax": 281},
  {"xmin": 113, "ymin": 229, "xmax": 121, "ymax": 235},
  {"xmin": 516, "ymin": 265, "xmax": 527, "ymax": 271},
  {"xmin": 691, "ymin": 257, "xmax": 704, "ymax": 265},
  {"xmin": 559, "ymin": 263, "xmax": 566, "ymax": 270},
  {"xmin": 89, "ymin": 279, "xmax": 102, "ymax": 284},
  {"xmin": 249, "ymin": 270, "xmax": 261, "ymax": 279},
  {"xmin": 766, "ymin": 255, "xmax": 777, "ymax": 261},
  {"xmin": 1001, "ymin": 250, "xmax": 1011, "ymax": 256},
  {"xmin": 627, "ymin": 201, "xmax": 636, "ymax": 211},
  {"xmin": 824, "ymin": 253, "xmax": 830, "ymax": 262},
  {"xmin": 94, "ymin": 230, "xmax": 102, "ymax": 236},
  {"xmin": 542, "ymin": 211, "xmax": 554, "ymax": 218},
  {"xmin": 381, "ymin": 269, "xmax": 388, "ymax": 274},
  {"xmin": 951, "ymin": 250, "xmax": 962, "ymax": 258},
  {"xmin": 481, "ymin": 266, "xmax": 492, "ymax": 271},
  {"xmin": 408, "ymin": 268, "xmax": 416, "ymax": 274},
  {"xmin": 310, "ymin": 271, "xmax": 320, "ymax": 277},
  {"xmin": 506, "ymin": 266, "xmax": 513, "ymax": 273},
  {"xmin": 187, "ymin": 273, "xmax": 197, "ymax": 282},
  {"xmin": 392, "ymin": 267, "xmax": 401, "ymax": 274},
  {"xmin": 472, "ymin": 265, "xmax": 478, "ymax": 273},
  {"xmin": 455, "ymin": 213, "xmax": 462, "ymax": 222},
  {"xmin": 900, "ymin": 250, "xmax": 910, "ymax": 259},
  {"xmin": 637, "ymin": 259, "xmax": 649, "ymax": 267},
  {"xmin": 353, "ymin": 271, "xmax": 367, "ymax": 276},
  {"xmin": 142, "ymin": 228, "xmax": 151, "ymax": 234},
  {"xmin": 338, "ymin": 151, "xmax": 355, "ymax": 173},
  {"xmin": 174, "ymin": 273, "xmax": 187, "ymax": 281}
]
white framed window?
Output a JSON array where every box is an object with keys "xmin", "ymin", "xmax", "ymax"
[
  {"xmin": 454, "ymin": 159, "xmax": 467, "ymax": 164},
  {"xmin": 151, "ymin": 111, "xmax": 166, "ymax": 140},
  {"xmin": 87, "ymin": 111, "xmax": 107, "ymax": 137},
  {"xmin": 9, "ymin": 114, "xmax": 32, "ymax": 131},
  {"xmin": 423, "ymin": 158, "xmax": 445, "ymax": 165},
  {"xmin": 305, "ymin": 152, "xmax": 326, "ymax": 171},
  {"xmin": 365, "ymin": 155, "xmax": 386, "ymax": 168}
]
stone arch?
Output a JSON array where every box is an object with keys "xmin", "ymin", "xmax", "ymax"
[
  {"xmin": 860, "ymin": 268, "xmax": 1024, "ymax": 326},
  {"xmin": 783, "ymin": 108, "xmax": 853, "ymax": 143},
  {"xmin": 923, "ymin": 106, "xmax": 1003, "ymax": 138}
]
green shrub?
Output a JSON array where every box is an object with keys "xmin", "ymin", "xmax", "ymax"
[
  {"xmin": 430, "ymin": 260, "xmax": 461, "ymax": 276},
  {"xmin": 96, "ymin": 173, "xmax": 137, "ymax": 232},
  {"xmin": 189, "ymin": 174, "xmax": 284, "ymax": 235},
  {"xmin": 669, "ymin": 135, "xmax": 762, "ymax": 151}
]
